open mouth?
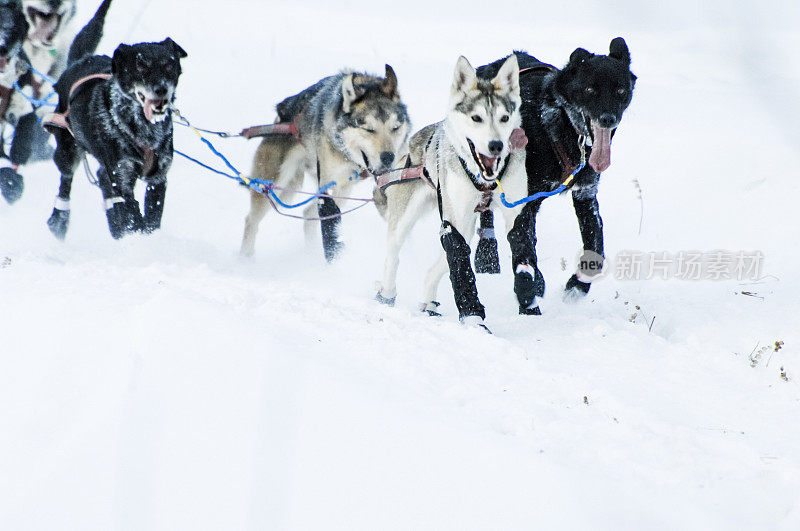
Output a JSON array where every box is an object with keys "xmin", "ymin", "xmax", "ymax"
[
  {"xmin": 0, "ymin": 56, "xmax": 8, "ymax": 73},
  {"xmin": 588, "ymin": 120, "xmax": 614, "ymax": 173},
  {"xmin": 28, "ymin": 8, "xmax": 64, "ymax": 47},
  {"xmin": 466, "ymin": 138, "xmax": 499, "ymax": 180},
  {"xmin": 136, "ymin": 91, "xmax": 169, "ymax": 123}
]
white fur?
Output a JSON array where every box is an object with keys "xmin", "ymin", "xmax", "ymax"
[{"xmin": 376, "ymin": 55, "xmax": 527, "ymax": 325}]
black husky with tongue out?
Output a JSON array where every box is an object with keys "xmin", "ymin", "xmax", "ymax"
[
  {"xmin": 473, "ymin": 38, "xmax": 636, "ymax": 313},
  {"xmin": 45, "ymin": 37, "xmax": 187, "ymax": 240}
]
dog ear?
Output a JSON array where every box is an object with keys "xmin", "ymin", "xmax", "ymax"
[
  {"xmin": 342, "ymin": 73, "xmax": 358, "ymax": 113},
  {"xmin": 493, "ymin": 54, "xmax": 520, "ymax": 97},
  {"xmin": 569, "ymin": 47, "xmax": 593, "ymax": 66},
  {"xmin": 451, "ymin": 56, "xmax": 476, "ymax": 98},
  {"xmin": 162, "ymin": 37, "xmax": 188, "ymax": 59},
  {"xmin": 111, "ymin": 43, "xmax": 132, "ymax": 75},
  {"xmin": 382, "ymin": 64, "xmax": 398, "ymax": 98},
  {"xmin": 609, "ymin": 37, "xmax": 630, "ymax": 66}
]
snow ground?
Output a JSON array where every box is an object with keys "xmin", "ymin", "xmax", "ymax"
[{"xmin": 1, "ymin": 0, "xmax": 799, "ymax": 529}]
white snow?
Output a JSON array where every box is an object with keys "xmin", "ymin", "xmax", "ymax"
[{"xmin": 2, "ymin": 0, "xmax": 800, "ymax": 529}]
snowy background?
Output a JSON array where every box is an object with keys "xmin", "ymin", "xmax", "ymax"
[{"xmin": 2, "ymin": 0, "xmax": 800, "ymax": 529}]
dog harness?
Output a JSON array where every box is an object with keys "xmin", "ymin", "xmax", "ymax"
[
  {"xmin": 44, "ymin": 73, "xmax": 158, "ymax": 176},
  {"xmin": 42, "ymin": 73, "xmax": 112, "ymax": 135}
]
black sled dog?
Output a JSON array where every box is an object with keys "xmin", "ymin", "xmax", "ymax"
[
  {"xmin": 45, "ymin": 1, "xmax": 187, "ymax": 239},
  {"xmin": 473, "ymin": 38, "xmax": 636, "ymax": 313},
  {"xmin": 0, "ymin": 0, "xmax": 34, "ymax": 203}
]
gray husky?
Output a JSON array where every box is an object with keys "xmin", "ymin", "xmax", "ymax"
[
  {"xmin": 373, "ymin": 55, "xmax": 528, "ymax": 333},
  {"xmin": 240, "ymin": 65, "xmax": 410, "ymax": 262}
]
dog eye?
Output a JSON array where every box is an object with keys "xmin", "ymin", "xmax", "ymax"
[
  {"xmin": 363, "ymin": 128, "xmax": 376, "ymax": 134},
  {"xmin": 471, "ymin": 115, "xmax": 483, "ymax": 123},
  {"xmin": 616, "ymin": 87, "xmax": 627, "ymax": 96},
  {"xmin": 585, "ymin": 87, "xmax": 595, "ymax": 95},
  {"xmin": 391, "ymin": 125, "xmax": 402, "ymax": 133},
  {"xmin": 499, "ymin": 115, "xmax": 509, "ymax": 123}
]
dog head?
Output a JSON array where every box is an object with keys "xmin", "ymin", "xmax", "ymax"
[
  {"xmin": 555, "ymin": 37, "xmax": 637, "ymax": 172},
  {"xmin": 447, "ymin": 54, "xmax": 522, "ymax": 179},
  {"xmin": 0, "ymin": 0, "xmax": 28, "ymax": 74},
  {"xmin": 112, "ymin": 38, "xmax": 187, "ymax": 124},
  {"xmin": 21, "ymin": 0, "xmax": 75, "ymax": 48},
  {"xmin": 336, "ymin": 65, "xmax": 410, "ymax": 175}
]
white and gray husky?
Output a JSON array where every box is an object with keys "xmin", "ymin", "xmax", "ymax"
[
  {"xmin": 374, "ymin": 55, "xmax": 533, "ymax": 333},
  {"xmin": 241, "ymin": 66, "xmax": 410, "ymax": 262}
]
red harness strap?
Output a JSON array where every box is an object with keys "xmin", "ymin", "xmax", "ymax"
[
  {"xmin": 376, "ymin": 165, "xmax": 436, "ymax": 191},
  {"xmin": 240, "ymin": 122, "xmax": 300, "ymax": 140},
  {"xmin": 43, "ymin": 73, "xmax": 113, "ymax": 136}
]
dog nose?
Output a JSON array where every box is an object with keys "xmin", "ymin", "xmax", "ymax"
[
  {"xmin": 154, "ymin": 86, "xmax": 168, "ymax": 98},
  {"xmin": 380, "ymin": 151, "xmax": 394, "ymax": 168},
  {"xmin": 598, "ymin": 113, "xmax": 617, "ymax": 128},
  {"xmin": 488, "ymin": 140, "xmax": 503, "ymax": 156},
  {"xmin": 0, "ymin": 46, "xmax": 7, "ymax": 57}
]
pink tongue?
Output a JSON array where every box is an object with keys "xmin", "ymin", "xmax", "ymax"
[
  {"xmin": 479, "ymin": 154, "xmax": 497, "ymax": 174},
  {"xmin": 143, "ymin": 100, "xmax": 158, "ymax": 121},
  {"xmin": 0, "ymin": 57, "xmax": 7, "ymax": 71},
  {"xmin": 589, "ymin": 122, "xmax": 612, "ymax": 172}
]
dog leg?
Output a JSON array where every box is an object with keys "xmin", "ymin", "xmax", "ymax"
[
  {"xmin": 318, "ymin": 196, "xmax": 343, "ymax": 262},
  {"xmin": 440, "ymin": 216, "xmax": 485, "ymax": 323},
  {"xmin": 376, "ymin": 189, "xmax": 426, "ymax": 305},
  {"xmin": 241, "ymin": 190, "xmax": 269, "ymax": 257},
  {"xmin": 98, "ymin": 165, "xmax": 142, "ymax": 239},
  {"xmin": 420, "ymin": 251, "xmax": 448, "ymax": 316},
  {"xmin": 474, "ymin": 210, "xmax": 501, "ymax": 274},
  {"xmin": 47, "ymin": 132, "xmax": 82, "ymax": 239},
  {"xmin": 0, "ymin": 113, "xmax": 37, "ymax": 204},
  {"xmin": 506, "ymin": 201, "xmax": 546, "ymax": 315},
  {"xmin": 143, "ymin": 181, "xmax": 167, "ymax": 233},
  {"xmin": 566, "ymin": 190, "xmax": 604, "ymax": 296}
]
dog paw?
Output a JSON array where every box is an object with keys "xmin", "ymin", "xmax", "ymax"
[
  {"xmin": 460, "ymin": 314, "xmax": 492, "ymax": 334},
  {"xmin": 0, "ymin": 167, "xmax": 24, "ymax": 204},
  {"xmin": 142, "ymin": 220, "xmax": 161, "ymax": 234},
  {"xmin": 564, "ymin": 274, "xmax": 591, "ymax": 301},
  {"xmin": 519, "ymin": 304, "xmax": 542, "ymax": 316},
  {"xmin": 47, "ymin": 208, "xmax": 71, "ymax": 240},
  {"xmin": 323, "ymin": 241, "xmax": 345, "ymax": 262},
  {"xmin": 375, "ymin": 291, "xmax": 396, "ymax": 306},
  {"xmin": 106, "ymin": 199, "xmax": 146, "ymax": 239},
  {"xmin": 419, "ymin": 301, "xmax": 442, "ymax": 317}
]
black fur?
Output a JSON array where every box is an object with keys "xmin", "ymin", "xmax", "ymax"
[
  {"xmin": 440, "ymin": 221, "xmax": 485, "ymax": 320},
  {"xmin": 46, "ymin": 35, "xmax": 186, "ymax": 239},
  {"xmin": 67, "ymin": 0, "xmax": 111, "ymax": 65},
  {"xmin": 318, "ymin": 196, "xmax": 343, "ymax": 261},
  {"xmin": 474, "ymin": 210, "xmax": 500, "ymax": 274},
  {"xmin": 475, "ymin": 39, "xmax": 636, "ymax": 306},
  {"xmin": 0, "ymin": 0, "xmax": 29, "ymax": 203},
  {"xmin": 0, "ymin": 1, "xmax": 28, "ymax": 67}
]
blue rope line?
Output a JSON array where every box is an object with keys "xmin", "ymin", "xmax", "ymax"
[
  {"xmin": 174, "ymin": 149, "xmax": 240, "ymax": 181},
  {"xmin": 13, "ymin": 80, "xmax": 58, "ymax": 109},
  {"xmin": 499, "ymin": 162, "xmax": 585, "ymax": 208},
  {"xmin": 173, "ymin": 148, "xmax": 337, "ymax": 209},
  {"xmin": 28, "ymin": 66, "xmax": 57, "ymax": 85}
]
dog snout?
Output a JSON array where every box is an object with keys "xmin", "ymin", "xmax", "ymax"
[
  {"xmin": 488, "ymin": 140, "xmax": 503, "ymax": 156},
  {"xmin": 598, "ymin": 114, "xmax": 617, "ymax": 128},
  {"xmin": 379, "ymin": 151, "xmax": 395, "ymax": 168}
]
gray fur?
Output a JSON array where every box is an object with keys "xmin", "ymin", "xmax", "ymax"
[{"xmin": 241, "ymin": 66, "xmax": 410, "ymax": 260}]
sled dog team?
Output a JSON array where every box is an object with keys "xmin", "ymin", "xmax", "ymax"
[{"xmin": 0, "ymin": 0, "xmax": 637, "ymax": 333}]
